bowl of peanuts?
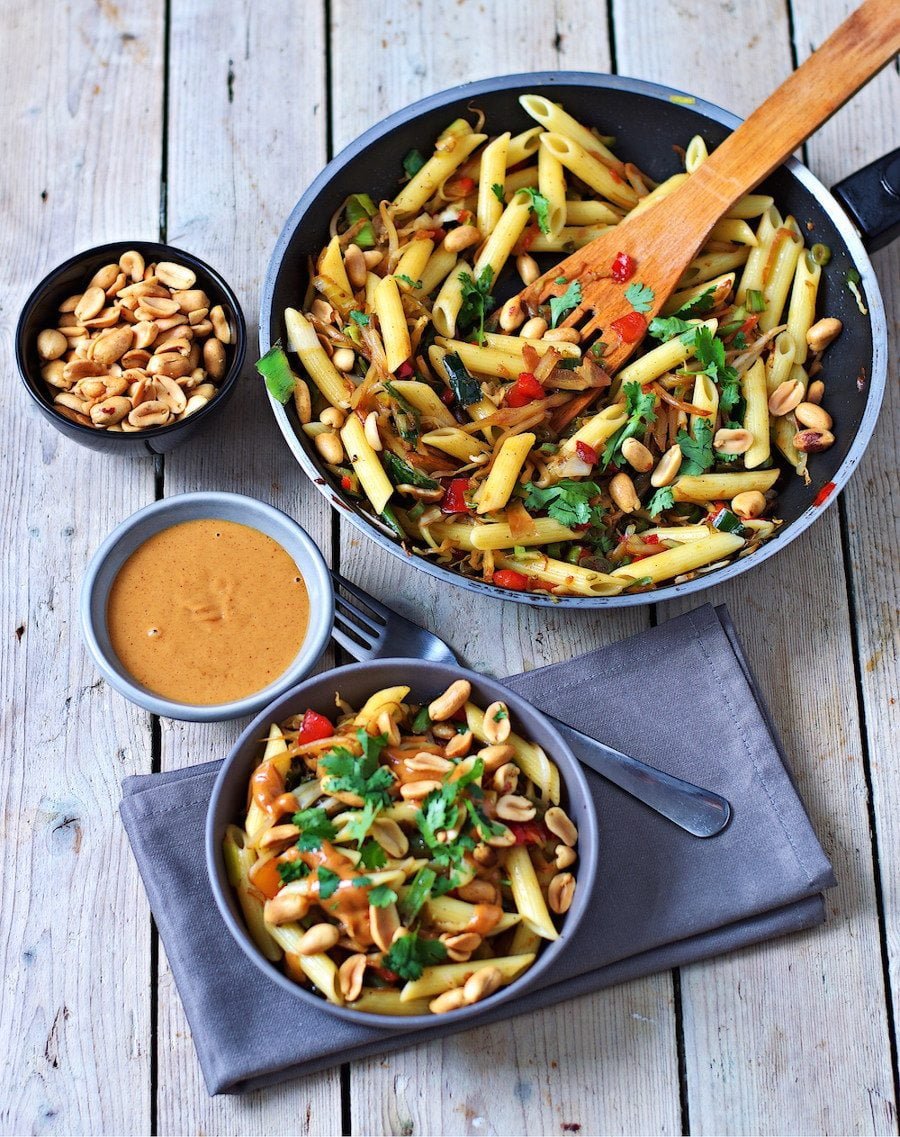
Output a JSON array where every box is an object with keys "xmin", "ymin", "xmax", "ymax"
[
  {"xmin": 16, "ymin": 241, "xmax": 246, "ymax": 455},
  {"xmin": 206, "ymin": 658, "xmax": 599, "ymax": 1026}
]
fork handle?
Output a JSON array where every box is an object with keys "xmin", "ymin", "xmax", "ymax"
[
  {"xmin": 670, "ymin": 0, "xmax": 900, "ymax": 233},
  {"xmin": 549, "ymin": 718, "xmax": 732, "ymax": 838}
]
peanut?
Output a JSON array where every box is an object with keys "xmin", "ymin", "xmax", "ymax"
[
  {"xmin": 444, "ymin": 730, "xmax": 473, "ymax": 759},
  {"xmin": 156, "ymin": 261, "xmax": 197, "ymax": 291},
  {"xmin": 555, "ymin": 844, "xmax": 577, "ymax": 870},
  {"xmin": 430, "ymin": 988, "xmax": 468, "ymax": 1015},
  {"xmin": 492, "ymin": 762, "xmax": 519, "ymax": 796},
  {"xmin": 495, "ymin": 794, "xmax": 536, "ymax": 822},
  {"xmin": 89, "ymin": 397, "xmax": 131, "ymax": 425},
  {"xmin": 370, "ymin": 902, "xmax": 401, "ymax": 952},
  {"xmin": 209, "ymin": 304, "xmax": 232, "ymax": 344},
  {"xmin": 428, "ymin": 679, "xmax": 471, "ymax": 722},
  {"xmin": 543, "ymin": 327, "xmax": 580, "ymax": 343},
  {"xmin": 621, "ymin": 437, "xmax": 653, "ymax": 473},
  {"xmin": 520, "ymin": 316, "xmax": 548, "ymax": 339},
  {"xmin": 296, "ymin": 923, "xmax": 340, "ymax": 955},
  {"xmin": 768, "ymin": 379, "xmax": 804, "ymax": 417},
  {"xmin": 478, "ymin": 743, "xmax": 515, "ymax": 772},
  {"xmin": 332, "ymin": 347, "xmax": 357, "ymax": 373},
  {"xmin": 338, "ymin": 954, "xmax": 367, "ymax": 1001},
  {"xmin": 806, "ymin": 316, "xmax": 842, "ymax": 353},
  {"xmin": 548, "ymin": 872, "xmax": 576, "ymax": 914},
  {"xmin": 463, "ymin": 966, "xmax": 503, "ymax": 1005},
  {"xmin": 714, "ymin": 428, "xmax": 754, "ymax": 455},
  {"xmin": 37, "ymin": 329, "xmax": 68, "ymax": 361},
  {"xmin": 794, "ymin": 402, "xmax": 832, "ymax": 431},
  {"xmin": 516, "ymin": 252, "xmax": 540, "ymax": 286},
  {"xmin": 482, "ymin": 701, "xmax": 511, "ymax": 744},
  {"xmin": 499, "ymin": 296, "xmax": 525, "ymax": 332},
  {"xmin": 545, "ymin": 806, "xmax": 577, "ymax": 847},
  {"xmin": 399, "ymin": 779, "xmax": 443, "ymax": 801},
  {"xmin": 119, "ymin": 250, "xmax": 145, "ymax": 282},
  {"xmin": 440, "ymin": 932, "xmax": 482, "ymax": 962},
  {"xmin": 793, "ymin": 428, "xmax": 835, "ymax": 453},
  {"xmin": 651, "ymin": 444, "xmax": 682, "ymax": 487},
  {"xmin": 610, "ymin": 471, "xmax": 641, "ymax": 513},
  {"xmin": 806, "ymin": 379, "xmax": 825, "ymax": 405},
  {"xmin": 343, "ymin": 244, "xmax": 367, "ymax": 290},
  {"xmin": 369, "ymin": 818, "xmax": 408, "ymax": 858},
  {"xmin": 320, "ymin": 406, "xmax": 345, "ymax": 429},
  {"xmin": 443, "ymin": 224, "xmax": 481, "ymax": 253},
  {"xmin": 315, "ymin": 431, "xmax": 344, "ymax": 465},
  {"xmin": 731, "ymin": 490, "xmax": 766, "ymax": 520}
]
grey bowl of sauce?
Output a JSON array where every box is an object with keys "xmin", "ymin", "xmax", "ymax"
[{"xmin": 80, "ymin": 492, "xmax": 334, "ymax": 721}]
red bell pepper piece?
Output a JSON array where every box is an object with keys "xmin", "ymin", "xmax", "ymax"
[
  {"xmin": 506, "ymin": 371, "xmax": 545, "ymax": 407},
  {"xmin": 396, "ymin": 360, "xmax": 414, "ymax": 378},
  {"xmin": 493, "ymin": 569, "xmax": 530, "ymax": 591},
  {"xmin": 298, "ymin": 709, "xmax": 334, "ymax": 745},
  {"xmin": 610, "ymin": 311, "xmax": 647, "ymax": 343},
  {"xmin": 611, "ymin": 251, "xmax": 637, "ymax": 282},
  {"xmin": 575, "ymin": 441, "xmax": 598, "ymax": 466},
  {"xmin": 440, "ymin": 477, "xmax": 472, "ymax": 515},
  {"xmin": 507, "ymin": 820, "xmax": 551, "ymax": 845}
]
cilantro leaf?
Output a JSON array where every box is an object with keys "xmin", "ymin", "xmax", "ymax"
[
  {"xmin": 352, "ymin": 876, "xmax": 373, "ymax": 888},
  {"xmin": 549, "ymin": 279, "xmax": 582, "ymax": 328},
  {"xmin": 601, "ymin": 381, "xmax": 657, "ymax": 468},
  {"xmin": 417, "ymin": 788, "xmax": 460, "ymax": 849},
  {"xmin": 522, "ymin": 479, "xmax": 603, "ymax": 528},
  {"xmin": 345, "ymin": 798, "xmax": 381, "ymax": 846},
  {"xmin": 646, "ymin": 487, "xmax": 675, "ymax": 518},
  {"xmin": 625, "ymin": 281, "xmax": 655, "ymax": 313},
  {"xmin": 458, "ymin": 266, "xmax": 496, "ymax": 345},
  {"xmin": 291, "ymin": 807, "xmax": 338, "ymax": 852},
  {"xmin": 403, "ymin": 149, "xmax": 426, "ymax": 178},
  {"xmin": 395, "ymin": 273, "xmax": 422, "ymax": 289},
  {"xmin": 320, "ymin": 731, "xmax": 394, "ymax": 806},
  {"xmin": 465, "ymin": 799, "xmax": 508, "ymax": 840},
  {"xmin": 491, "ymin": 183, "xmax": 505, "ymax": 203},
  {"xmin": 369, "ymin": 884, "xmax": 399, "ymax": 908},
  {"xmin": 516, "ymin": 186, "xmax": 552, "ymax": 234},
  {"xmin": 277, "ymin": 860, "xmax": 310, "ymax": 884},
  {"xmin": 411, "ymin": 706, "xmax": 432, "ymax": 733},
  {"xmin": 400, "ymin": 866, "xmax": 437, "ymax": 924},
  {"xmin": 673, "ymin": 285, "xmax": 716, "ymax": 316},
  {"xmin": 691, "ymin": 326, "xmax": 742, "ymax": 417},
  {"xmin": 677, "ymin": 418, "xmax": 715, "ymax": 476},
  {"xmin": 349, "ymin": 309, "xmax": 370, "ymax": 326},
  {"xmin": 383, "ymin": 933, "xmax": 448, "ymax": 981},
  {"xmin": 647, "ymin": 315, "xmax": 698, "ymax": 345},
  {"xmin": 359, "ymin": 839, "xmax": 388, "ymax": 870},
  {"xmin": 316, "ymin": 867, "xmax": 340, "ymax": 900}
]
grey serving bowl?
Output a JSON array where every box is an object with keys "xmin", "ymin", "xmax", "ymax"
[
  {"xmin": 80, "ymin": 492, "xmax": 334, "ymax": 721},
  {"xmin": 206, "ymin": 658, "xmax": 599, "ymax": 1027},
  {"xmin": 17, "ymin": 240, "xmax": 246, "ymax": 456}
]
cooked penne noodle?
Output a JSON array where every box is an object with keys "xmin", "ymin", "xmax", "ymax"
[
  {"xmin": 539, "ymin": 133, "xmax": 639, "ymax": 209},
  {"xmin": 563, "ymin": 199, "xmax": 621, "ymax": 225},
  {"xmin": 417, "ymin": 247, "xmax": 459, "ymax": 297},
  {"xmin": 506, "ymin": 126, "xmax": 542, "ymax": 167},
  {"xmin": 526, "ymin": 223, "xmax": 614, "ymax": 252},
  {"xmin": 617, "ymin": 319, "xmax": 717, "ymax": 387},
  {"xmin": 284, "ymin": 308, "xmax": 354, "ymax": 409},
  {"xmin": 473, "ymin": 194, "xmax": 533, "ymax": 280},
  {"xmin": 559, "ymin": 405, "xmax": 629, "ymax": 457},
  {"xmin": 785, "ymin": 249, "xmax": 821, "ymax": 364},
  {"xmin": 494, "ymin": 552, "xmax": 625, "ymax": 598},
  {"xmin": 373, "ymin": 275, "xmax": 412, "ymax": 373},
  {"xmin": 679, "ymin": 248, "xmax": 749, "ymax": 288},
  {"xmin": 317, "ymin": 235, "xmax": 354, "ymax": 312},
  {"xmin": 765, "ymin": 332, "xmax": 797, "ymax": 395},
  {"xmin": 611, "ymin": 532, "xmax": 746, "ymax": 583},
  {"xmin": 685, "ymin": 134, "xmax": 708, "ymax": 173},
  {"xmin": 387, "ymin": 380, "xmax": 457, "ymax": 427},
  {"xmin": 628, "ymin": 173, "xmax": 688, "ymax": 217},
  {"xmin": 759, "ymin": 219, "xmax": 803, "ymax": 332},
  {"xmin": 470, "ymin": 517, "xmax": 578, "ymax": 549},
  {"xmin": 726, "ymin": 193, "xmax": 775, "ymax": 219},
  {"xmin": 741, "ymin": 359, "xmax": 771, "ymax": 470},
  {"xmin": 476, "ymin": 433, "xmax": 536, "ymax": 514},
  {"xmin": 464, "ymin": 701, "xmax": 561, "ymax": 802},
  {"xmin": 341, "ymin": 412, "xmax": 394, "ymax": 514},
  {"xmin": 421, "ymin": 427, "xmax": 491, "ymax": 462},
  {"xmin": 538, "ymin": 140, "xmax": 567, "ymax": 238},
  {"xmin": 393, "ymin": 238, "xmax": 434, "ymax": 292},
  {"xmin": 505, "ymin": 845, "xmax": 559, "ymax": 940},
  {"xmin": 736, "ymin": 206, "xmax": 781, "ymax": 304},
  {"xmin": 434, "ymin": 339, "xmax": 529, "ymax": 379},
  {"xmin": 392, "ymin": 131, "xmax": 486, "ymax": 215},
  {"xmin": 432, "ymin": 261, "xmax": 471, "ymax": 338},
  {"xmin": 400, "ymin": 954, "xmax": 536, "ymax": 1002},
  {"xmin": 477, "ymin": 132, "xmax": 510, "ymax": 237},
  {"xmin": 520, "ymin": 94, "xmax": 624, "ymax": 172},
  {"xmin": 481, "ymin": 332, "xmax": 581, "ymax": 359},
  {"xmin": 223, "ymin": 826, "xmax": 283, "ymax": 961},
  {"xmin": 661, "ymin": 273, "xmax": 736, "ymax": 316},
  {"xmin": 353, "ymin": 990, "xmax": 432, "ymax": 1017},
  {"xmin": 708, "ymin": 219, "xmax": 758, "ymax": 246},
  {"xmin": 671, "ymin": 469, "xmax": 780, "ymax": 503},
  {"xmin": 691, "ymin": 373, "xmax": 718, "ymax": 435},
  {"xmin": 420, "ymin": 896, "xmax": 520, "ymax": 935}
]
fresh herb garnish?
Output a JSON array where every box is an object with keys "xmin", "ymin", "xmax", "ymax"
[
  {"xmin": 291, "ymin": 807, "xmax": 338, "ymax": 852},
  {"xmin": 384, "ymin": 380, "xmax": 421, "ymax": 444},
  {"xmin": 255, "ymin": 343, "xmax": 296, "ymax": 404},
  {"xmin": 516, "ymin": 186, "xmax": 552, "ymax": 234},
  {"xmin": 672, "ymin": 285, "xmax": 716, "ymax": 316},
  {"xmin": 277, "ymin": 860, "xmax": 310, "ymax": 884},
  {"xmin": 359, "ymin": 839, "xmax": 388, "ymax": 870},
  {"xmin": 383, "ymin": 451, "xmax": 440, "ymax": 491},
  {"xmin": 491, "ymin": 183, "xmax": 505, "ymax": 203},
  {"xmin": 368, "ymin": 884, "xmax": 399, "ymax": 908},
  {"xmin": 403, "ymin": 149, "xmax": 427, "ymax": 178},
  {"xmin": 352, "ymin": 876, "xmax": 373, "ymax": 889},
  {"xmin": 316, "ymin": 867, "xmax": 341, "ymax": 900},
  {"xmin": 400, "ymin": 867, "xmax": 437, "ymax": 924},
  {"xmin": 395, "ymin": 273, "xmax": 422, "ymax": 289},
  {"xmin": 646, "ymin": 486, "xmax": 675, "ymax": 518},
  {"xmin": 349, "ymin": 309, "xmax": 370, "ymax": 326},
  {"xmin": 549, "ymin": 279, "xmax": 582, "ymax": 327},
  {"xmin": 692, "ymin": 327, "xmax": 741, "ymax": 416},
  {"xmin": 411, "ymin": 706, "xmax": 432, "ymax": 733},
  {"xmin": 522, "ymin": 479, "xmax": 603, "ymax": 528},
  {"xmin": 383, "ymin": 933, "xmax": 448, "ymax": 981},
  {"xmin": 746, "ymin": 289, "xmax": 767, "ymax": 314},
  {"xmin": 647, "ymin": 315, "xmax": 699, "ymax": 345},
  {"xmin": 465, "ymin": 799, "xmax": 508, "ymax": 840},
  {"xmin": 624, "ymin": 281, "xmax": 655, "ymax": 313},
  {"xmin": 601, "ymin": 381, "xmax": 657, "ymax": 467},
  {"xmin": 319, "ymin": 730, "xmax": 394, "ymax": 805},
  {"xmin": 458, "ymin": 266, "xmax": 496, "ymax": 345},
  {"xmin": 677, "ymin": 418, "xmax": 715, "ymax": 476},
  {"xmin": 344, "ymin": 799, "xmax": 382, "ymax": 845}
]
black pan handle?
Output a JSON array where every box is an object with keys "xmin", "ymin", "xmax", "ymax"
[{"xmin": 831, "ymin": 148, "xmax": 900, "ymax": 253}]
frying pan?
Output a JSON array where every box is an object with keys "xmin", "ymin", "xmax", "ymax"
[{"xmin": 260, "ymin": 73, "xmax": 894, "ymax": 608}]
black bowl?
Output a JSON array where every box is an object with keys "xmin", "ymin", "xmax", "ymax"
[
  {"xmin": 16, "ymin": 240, "xmax": 247, "ymax": 456},
  {"xmin": 260, "ymin": 72, "xmax": 888, "ymax": 608}
]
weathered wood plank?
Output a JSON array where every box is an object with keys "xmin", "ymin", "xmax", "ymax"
[
  {"xmin": 154, "ymin": 1, "xmax": 340, "ymax": 1131},
  {"xmin": 331, "ymin": 2, "xmax": 678, "ymax": 1134},
  {"xmin": 793, "ymin": 0, "xmax": 900, "ymax": 1101},
  {"xmin": 619, "ymin": 1, "xmax": 898, "ymax": 1129},
  {"xmin": 0, "ymin": 2, "xmax": 163, "ymax": 1134}
]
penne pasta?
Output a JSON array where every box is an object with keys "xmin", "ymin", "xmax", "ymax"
[
  {"xmin": 341, "ymin": 413, "xmax": 394, "ymax": 514},
  {"xmin": 741, "ymin": 359, "xmax": 771, "ymax": 470},
  {"xmin": 373, "ymin": 275, "xmax": 412, "ymax": 373},
  {"xmin": 611, "ymin": 532, "xmax": 746, "ymax": 584},
  {"xmin": 284, "ymin": 308, "xmax": 354, "ymax": 409},
  {"xmin": 671, "ymin": 469, "xmax": 780, "ymax": 503},
  {"xmin": 476, "ymin": 433, "xmax": 536, "ymax": 514},
  {"xmin": 476, "ymin": 132, "xmax": 510, "ymax": 237},
  {"xmin": 392, "ymin": 132, "xmax": 486, "ymax": 215},
  {"xmin": 505, "ymin": 845, "xmax": 559, "ymax": 940}
]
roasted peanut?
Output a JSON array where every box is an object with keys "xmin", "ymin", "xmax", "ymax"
[
  {"xmin": 516, "ymin": 252, "xmax": 540, "ymax": 286},
  {"xmin": 496, "ymin": 794, "xmax": 536, "ymax": 822},
  {"xmin": 768, "ymin": 379, "xmax": 804, "ymax": 417},
  {"xmin": 610, "ymin": 471, "xmax": 641, "ymax": 513},
  {"xmin": 89, "ymin": 397, "xmax": 131, "ymax": 426},
  {"xmin": 651, "ymin": 444, "xmax": 682, "ymax": 488},
  {"xmin": 37, "ymin": 328, "xmax": 68, "ymax": 361},
  {"xmin": 264, "ymin": 890, "xmax": 309, "ymax": 925},
  {"xmin": 463, "ymin": 966, "xmax": 503, "ymax": 1005},
  {"xmin": 339, "ymin": 954, "xmax": 367, "ymax": 1001},
  {"xmin": 314, "ymin": 431, "xmax": 344, "ymax": 465},
  {"xmin": 128, "ymin": 400, "xmax": 170, "ymax": 428},
  {"xmin": 370, "ymin": 818, "xmax": 408, "ymax": 858},
  {"xmin": 714, "ymin": 428, "xmax": 754, "ymax": 455},
  {"xmin": 343, "ymin": 244, "xmax": 368, "ymax": 290},
  {"xmin": 482, "ymin": 701, "xmax": 511, "ymax": 744},
  {"xmin": 806, "ymin": 379, "xmax": 825, "ymax": 405},
  {"xmin": 520, "ymin": 316, "xmax": 548, "ymax": 339},
  {"xmin": 332, "ymin": 347, "xmax": 357, "ymax": 373},
  {"xmin": 203, "ymin": 337, "xmax": 227, "ymax": 380},
  {"xmin": 731, "ymin": 490, "xmax": 766, "ymax": 520},
  {"xmin": 555, "ymin": 844, "xmax": 577, "ymax": 870},
  {"xmin": 440, "ymin": 932, "xmax": 482, "ymax": 962},
  {"xmin": 492, "ymin": 762, "xmax": 519, "ymax": 796},
  {"xmin": 806, "ymin": 316, "xmax": 842, "ymax": 353},
  {"xmin": 41, "ymin": 360, "xmax": 69, "ymax": 388},
  {"xmin": 296, "ymin": 923, "xmax": 340, "ymax": 955},
  {"xmin": 444, "ymin": 730, "xmax": 473, "ymax": 759},
  {"xmin": 320, "ymin": 406, "xmax": 346, "ymax": 429},
  {"xmin": 443, "ymin": 224, "xmax": 481, "ymax": 253},
  {"xmin": 370, "ymin": 902, "xmax": 401, "ymax": 952},
  {"xmin": 119, "ymin": 250, "xmax": 145, "ymax": 282},
  {"xmin": 456, "ymin": 879, "xmax": 498, "ymax": 905},
  {"xmin": 794, "ymin": 401, "xmax": 832, "ymax": 431},
  {"xmin": 430, "ymin": 988, "xmax": 468, "ymax": 1014},
  {"xmin": 399, "ymin": 779, "xmax": 443, "ymax": 801},
  {"xmin": 548, "ymin": 872, "xmax": 576, "ymax": 914},
  {"xmin": 499, "ymin": 296, "xmax": 525, "ymax": 332},
  {"xmin": 88, "ymin": 264, "xmax": 119, "ymax": 291},
  {"xmin": 793, "ymin": 428, "xmax": 835, "ymax": 453},
  {"xmin": 209, "ymin": 304, "xmax": 231, "ymax": 344},
  {"xmin": 156, "ymin": 261, "xmax": 197, "ymax": 291},
  {"xmin": 428, "ymin": 679, "xmax": 471, "ymax": 722},
  {"xmin": 92, "ymin": 326, "xmax": 133, "ymax": 365},
  {"xmin": 478, "ymin": 744, "xmax": 515, "ymax": 772},
  {"xmin": 472, "ymin": 843, "xmax": 498, "ymax": 867},
  {"xmin": 485, "ymin": 824, "xmax": 516, "ymax": 848},
  {"xmin": 545, "ymin": 806, "xmax": 577, "ymax": 847},
  {"xmin": 621, "ymin": 437, "xmax": 654, "ymax": 473},
  {"xmin": 405, "ymin": 753, "xmax": 454, "ymax": 776},
  {"xmin": 74, "ymin": 286, "xmax": 106, "ymax": 323}
]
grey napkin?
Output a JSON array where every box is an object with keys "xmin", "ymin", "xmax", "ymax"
[{"xmin": 120, "ymin": 603, "xmax": 835, "ymax": 1095}]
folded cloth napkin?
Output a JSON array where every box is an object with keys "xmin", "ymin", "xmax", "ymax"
[{"xmin": 120, "ymin": 603, "xmax": 835, "ymax": 1095}]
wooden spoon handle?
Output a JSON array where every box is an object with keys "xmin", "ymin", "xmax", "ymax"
[{"xmin": 684, "ymin": 0, "xmax": 900, "ymax": 228}]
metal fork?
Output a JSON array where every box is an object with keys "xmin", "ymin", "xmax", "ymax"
[{"xmin": 330, "ymin": 570, "xmax": 731, "ymax": 838}]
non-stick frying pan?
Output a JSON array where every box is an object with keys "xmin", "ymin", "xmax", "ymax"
[{"xmin": 260, "ymin": 73, "xmax": 894, "ymax": 608}]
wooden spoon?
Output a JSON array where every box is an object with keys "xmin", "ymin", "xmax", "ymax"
[{"xmin": 513, "ymin": 0, "xmax": 900, "ymax": 426}]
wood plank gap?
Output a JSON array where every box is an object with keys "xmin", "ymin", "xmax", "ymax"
[
  {"xmin": 836, "ymin": 493, "xmax": 900, "ymax": 1116},
  {"xmin": 672, "ymin": 969, "xmax": 691, "ymax": 1136},
  {"xmin": 159, "ymin": 0, "xmax": 172, "ymax": 241},
  {"xmin": 604, "ymin": 0, "xmax": 618, "ymax": 73},
  {"xmin": 340, "ymin": 1064, "xmax": 351, "ymax": 1136},
  {"xmin": 783, "ymin": 0, "xmax": 801, "ymax": 72},
  {"xmin": 150, "ymin": 916, "xmax": 160, "ymax": 1137}
]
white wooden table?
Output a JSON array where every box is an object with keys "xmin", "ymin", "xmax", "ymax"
[{"xmin": 2, "ymin": 1, "xmax": 897, "ymax": 1133}]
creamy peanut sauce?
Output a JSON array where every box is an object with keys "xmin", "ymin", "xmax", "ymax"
[{"xmin": 107, "ymin": 518, "xmax": 310, "ymax": 704}]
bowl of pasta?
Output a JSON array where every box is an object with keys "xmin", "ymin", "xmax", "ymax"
[
  {"xmin": 206, "ymin": 660, "xmax": 598, "ymax": 1024},
  {"xmin": 259, "ymin": 73, "xmax": 888, "ymax": 605}
]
